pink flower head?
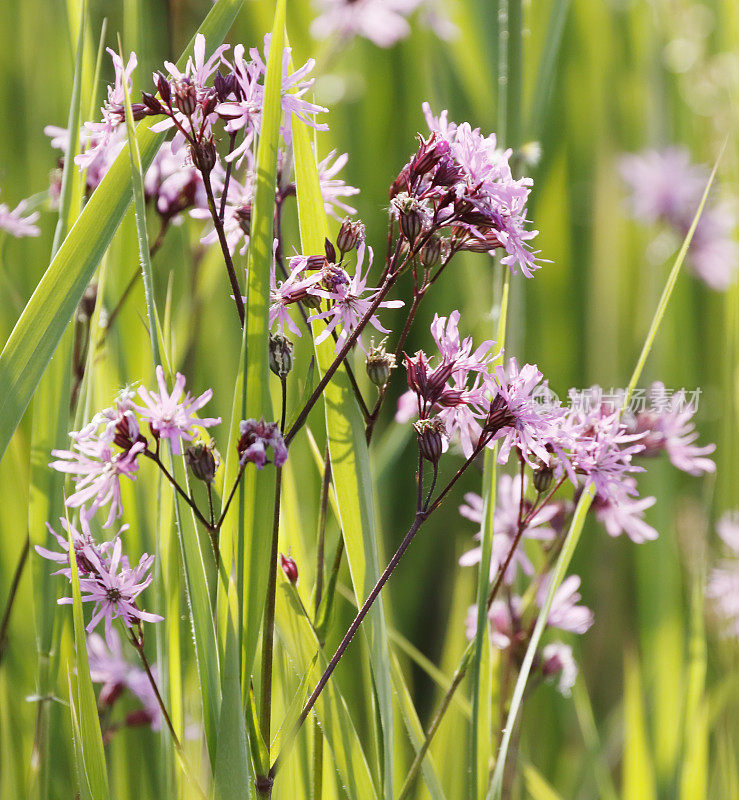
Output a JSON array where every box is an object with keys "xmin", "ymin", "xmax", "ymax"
[
  {"xmin": 629, "ymin": 382, "xmax": 716, "ymax": 476},
  {"xmin": 36, "ymin": 515, "xmax": 126, "ymax": 578},
  {"xmin": 250, "ymin": 34, "xmax": 328, "ymax": 145},
  {"xmin": 484, "ymin": 358, "xmax": 566, "ymax": 468},
  {"xmin": 59, "ymin": 537, "xmax": 163, "ymax": 649},
  {"xmin": 458, "ymin": 475, "xmax": 557, "ymax": 584},
  {"xmin": 238, "ymin": 418, "xmax": 288, "ymax": 469},
  {"xmin": 592, "ymin": 478, "xmax": 658, "ymax": 543},
  {"xmin": 309, "ymin": 241, "xmax": 404, "ymax": 353},
  {"xmin": 87, "ymin": 629, "xmax": 132, "ymax": 706},
  {"xmin": 317, "ymin": 150, "xmax": 360, "ymax": 219},
  {"xmin": 134, "ymin": 366, "xmax": 220, "ymax": 456},
  {"xmin": 311, "ymin": 0, "xmax": 423, "ymax": 47},
  {"xmin": 537, "ymin": 573, "xmax": 594, "ymax": 635},
  {"xmin": 50, "ymin": 425, "xmax": 144, "ymax": 529},
  {"xmin": 465, "ymin": 598, "xmax": 523, "ymax": 650},
  {"xmin": 270, "ymin": 249, "xmax": 324, "ymax": 337},
  {"xmin": 0, "ymin": 190, "xmax": 41, "ymax": 237},
  {"xmin": 541, "ymin": 642, "xmax": 578, "ymax": 696}
]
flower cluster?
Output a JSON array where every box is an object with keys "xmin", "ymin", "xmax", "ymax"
[
  {"xmin": 269, "ymin": 232, "xmax": 403, "ymax": 354},
  {"xmin": 620, "ymin": 147, "xmax": 738, "ymax": 290},
  {"xmin": 389, "ymin": 104, "xmax": 543, "ymax": 277}
]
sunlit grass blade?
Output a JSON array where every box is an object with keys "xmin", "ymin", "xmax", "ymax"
[
  {"xmin": 522, "ymin": 761, "xmax": 564, "ymax": 800},
  {"xmin": 66, "ymin": 520, "xmax": 110, "ymax": 800},
  {"xmin": 572, "ymin": 677, "xmax": 619, "ymax": 800},
  {"xmin": 293, "ymin": 109, "xmax": 395, "ymax": 800},
  {"xmin": 622, "ymin": 651, "xmax": 657, "ymax": 800},
  {"xmin": 275, "ymin": 580, "xmax": 378, "ymax": 799},
  {"xmin": 0, "ymin": 0, "xmax": 246, "ymax": 463},
  {"xmin": 214, "ymin": 575, "xmax": 251, "ymax": 800},
  {"xmin": 529, "ymin": 0, "xmax": 571, "ymax": 139},
  {"xmin": 239, "ymin": 0, "xmax": 285, "ymax": 684}
]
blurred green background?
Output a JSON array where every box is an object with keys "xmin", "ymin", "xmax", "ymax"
[{"xmin": 0, "ymin": 0, "xmax": 736, "ymax": 797}]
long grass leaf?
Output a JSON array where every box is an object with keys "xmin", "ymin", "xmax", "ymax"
[{"xmin": 293, "ymin": 108, "xmax": 395, "ymax": 800}]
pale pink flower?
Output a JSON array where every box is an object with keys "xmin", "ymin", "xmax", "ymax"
[
  {"xmin": 0, "ymin": 190, "xmax": 41, "ymax": 237},
  {"xmin": 537, "ymin": 573, "xmax": 594, "ymax": 635},
  {"xmin": 134, "ymin": 366, "xmax": 220, "ymax": 455}
]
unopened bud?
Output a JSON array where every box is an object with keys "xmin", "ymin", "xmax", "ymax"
[
  {"xmin": 414, "ymin": 418, "xmax": 446, "ymax": 463},
  {"xmin": 201, "ymin": 91, "xmax": 218, "ymax": 117},
  {"xmin": 174, "ymin": 79, "xmax": 197, "ymax": 116},
  {"xmin": 392, "ymin": 193, "xmax": 424, "ymax": 245},
  {"xmin": 141, "ymin": 92, "xmax": 164, "ymax": 115},
  {"xmin": 185, "ymin": 441, "xmax": 220, "ymax": 484},
  {"xmin": 532, "ymin": 462, "xmax": 554, "ymax": 494},
  {"xmin": 155, "ymin": 72, "xmax": 171, "ymax": 105},
  {"xmin": 336, "ymin": 218, "xmax": 365, "ymax": 254},
  {"xmin": 196, "ymin": 139, "xmax": 217, "ymax": 174},
  {"xmin": 236, "ymin": 205, "xmax": 251, "ymax": 236},
  {"xmin": 280, "ymin": 553, "xmax": 298, "ymax": 584},
  {"xmin": 269, "ymin": 333, "xmax": 294, "ymax": 379},
  {"xmin": 420, "ymin": 236, "xmax": 442, "ymax": 268},
  {"xmin": 324, "ymin": 238, "xmax": 337, "ymax": 264},
  {"xmin": 365, "ymin": 341, "xmax": 396, "ymax": 387}
]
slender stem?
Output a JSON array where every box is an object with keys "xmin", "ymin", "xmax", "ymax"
[
  {"xmin": 207, "ymin": 483, "xmax": 215, "ymax": 529},
  {"xmin": 280, "ymin": 376, "xmax": 288, "ymax": 433},
  {"xmin": 201, "ymin": 169, "xmax": 245, "ymax": 327},
  {"xmin": 145, "ymin": 450, "xmax": 213, "ymax": 533},
  {"xmin": 272, "ymin": 511, "xmax": 427, "ymax": 774},
  {"xmin": 416, "ymin": 449, "xmax": 425, "ymax": 512},
  {"xmin": 397, "ymin": 650, "xmax": 470, "ymax": 800},
  {"xmin": 215, "ymin": 460, "xmax": 248, "ymax": 529},
  {"xmin": 129, "ymin": 629, "xmax": 208, "ymax": 800},
  {"xmin": 219, "ymin": 132, "xmax": 237, "ymax": 221},
  {"xmin": 332, "ymin": 330, "xmax": 370, "ymax": 421},
  {"xmin": 423, "ymin": 461, "xmax": 438, "ymax": 512},
  {"xmin": 0, "ymin": 535, "xmax": 30, "ymax": 664},
  {"xmin": 259, "ymin": 467, "xmax": 283, "ymax": 757},
  {"xmin": 284, "ymin": 270, "xmax": 399, "ymax": 446}
]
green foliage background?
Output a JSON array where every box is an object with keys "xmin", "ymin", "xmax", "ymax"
[{"xmin": 0, "ymin": 0, "xmax": 736, "ymax": 797}]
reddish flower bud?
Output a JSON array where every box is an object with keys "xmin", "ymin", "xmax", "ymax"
[{"xmin": 280, "ymin": 553, "xmax": 298, "ymax": 584}]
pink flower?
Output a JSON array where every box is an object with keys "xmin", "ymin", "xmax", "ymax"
[
  {"xmin": 629, "ymin": 383, "xmax": 716, "ymax": 476},
  {"xmin": 541, "ymin": 642, "xmax": 578, "ymax": 696},
  {"xmin": 238, "ymin": 418, "xmax": 288, "ymax": 469},
  {"xmin": 134, "ymin": 366, "xmax": 220, "ymax": 456},
  {"xmin": 537, "ymin": 573, "xmax": 594, "ymax": 635},
  {"xmin": 317, "ymin": 150, "xmax": 360, "ymax": 219},
  {"xmin": 35, "ymin": 516, "xmax": 125, "ymax": 578},
  {"xmin": 50, "ymin": 426, "xmax": 144, "ymax": 529},
  {"xmin": 593, "ymin": 479, "xmax": 658, "ymax": 543},
  {"xmin": 0, "ymin": 190, "xmax": 41, "ymax": 237},
  {"xmin": 311, "ymin": 0, "xmax": 423, "ymax": 47},
  {"xmin": 270, "ymin": 251, "xmax": 324, "ymax": 337},
  {"xmin": 309, "ymin": 241, "xmax": 404, "ymax": 352},
  {"xmin": 458, "ymin": 475, "xmax": 557, "ymax": 584},
  {"xmin": 706, "ymin": 511, "xmax": 739, "ymax": 639},
  {"xmin": 59, "ymin": 537, "xmax": 162, "ymax": 649},
  {"xmin": 484, "ymin": 358, "xmax": 566, "ymax": 468}
]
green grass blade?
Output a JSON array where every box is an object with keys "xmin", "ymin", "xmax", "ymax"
[
  {"xmin": 529, "ymin": 0, "xmax": 571, "ymax": 140},
  {"xmin": 572, "ymin": 677, "xmax": 619, "ymax": 800},
  {"xmin": 275, "ymin": 580, "xmax": 379, "ymax": 799},
  {"xmin": 67, "ymin": 520, "xmax": 110, "ymax": 800},
  {"xmin": 0, "ymin": 0, "xmax": 245, "ymax": 463},
  {"xmin": 214, "ymin": 575, "xmax": 252, "ymax": 800},
  {"xmin": 522, "ymin": 761, "xmax": 564, "ymax": 800},
  {"xmin": 622, "ymin": 651, "xmax": 657, "ymax": 800},
  {"xmin": 239, "ymin": 0, "xmax": 285, "ymax": 683},
  {"xmin": 293, "ymin": 116, "xmax": 395, "ymax": 799}
]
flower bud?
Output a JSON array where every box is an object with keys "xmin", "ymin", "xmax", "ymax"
[
  {"xmin": 336, "ymin": 218, "xmax": 365, "ymax": 254},
  {"xmin": 324, "ymin": 238, "xmax": 337, "ymax": 264},
  {"xmin": 420, "ymin": 236, "xmax": 442, "ymax": 268},
  {"xmin": 155, "ymin": 72, "xmax": 171, "ymax": 105},
  {"xmin": 174, "ymin": 79, "xmax": 197, "ymax": 116},
  {"xmin": 413, "ymin": 418, "xmax": 446, "ymax": 463},
  {"xmin": 365, "ymin": 341, "xmax": 396, "ymax": 387},
  {"xmin": 301, "ymin": 294, "xmax": 323, "ymax": 310},
  {"xmin": 201, "ymin": 91, "xmax": 218, "ymax": 117},
  {"xmin": 236, "ymin": 205, "xmax": 251, "ymax": 236},
  {"xmin": 269, "ymin": 333, "xmax": 294, "ymax": 379},
  {"xmin": 392, "ymin": 193, "xmax": 424, "ymax": 245},
  {"xmin": 280, "ymin": 553, "xmax": 298, "ymax": 584},
  {"xmin": 214, "ymin": 71, "xmax": 236, "ymax": 102},
  {"xmin": 196, "ymin": 139, "xmax": 217, "ymax": 174},
  {"xmin": 185, "ymin": 441, "xmax": 220, "ymax": 484},
  {"xmin": 532, "ymin": 462, "xmax": 554, "ymax": 494},
  {"xmin": 141, "ymin": 92, "xmax": 164, "ymax": 115}
]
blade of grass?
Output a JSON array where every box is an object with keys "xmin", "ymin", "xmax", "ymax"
[
  {"xmin": 67, "ymin": 518, "xmax": 110, "ymax": 800},
  {"xmin": 293, "ymin": 111, "xmax": 395, "ymax": 800},
  {"xmin": 486, "ymin": 143, "xmax": 724, "ymax": 800},
  {"xmin": 0, "ymin": 0, "xmax": 246, "ymax": 463},
  {"xmin": 622, "ymin": 651, "xmax": 657, "ymax": 800}
]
